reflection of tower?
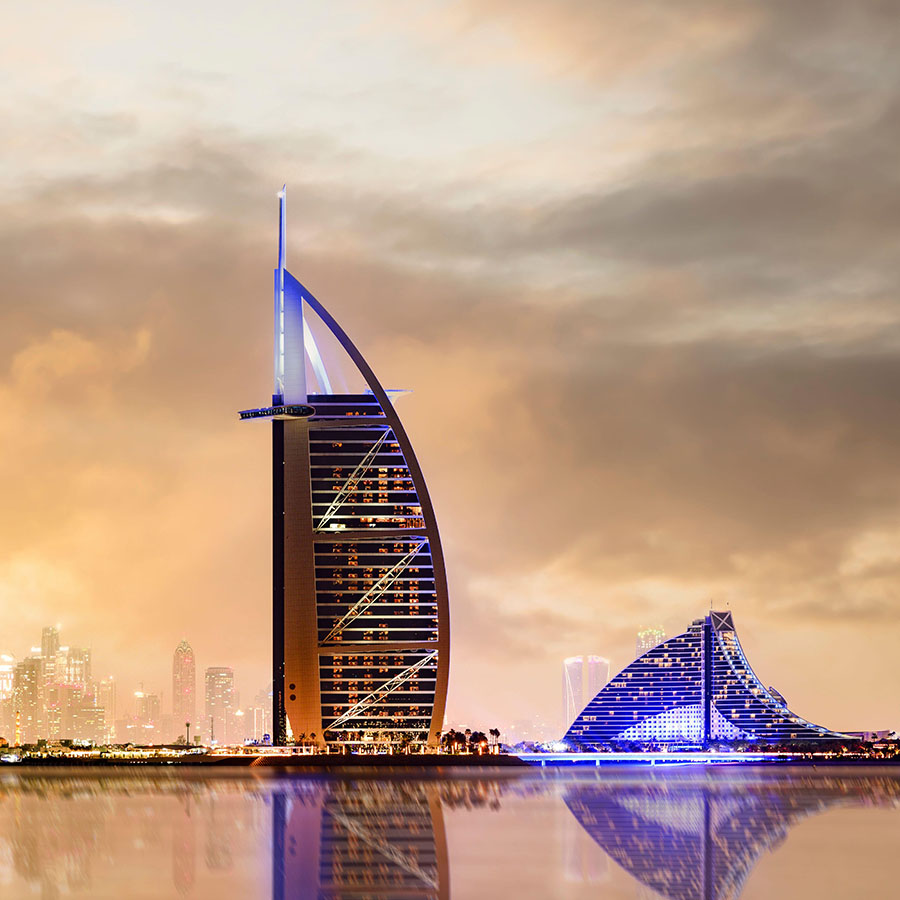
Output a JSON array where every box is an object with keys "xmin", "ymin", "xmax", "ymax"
[
  {"xmin": 272, "ymin": 780, "xmax": 450, "ymax": 900},
  {"xmin": 173, "ymin": 641, "xmax": 196, "ymax": 740},
  {"xmin": 564, "ymin": 772, "xmax": 900, "ymax": 900},
  {"xmin": 563, "ymin": 656, "xmax": 609, "ymax": 731},
  {"xmin": 172, "ymin": 792, "xmax": 197, "ymax": 896},
  {"xmin": 204, "ymin": 794, "xmax": 236, "ymax": 872},
  {"xmin": 559, "ymin": 796, "xmax": 609, "ymax": 884}
]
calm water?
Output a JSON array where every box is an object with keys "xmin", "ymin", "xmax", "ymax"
[{"xmin": 1, "ymin": 766, "xmax": 899, "ymax": 899}]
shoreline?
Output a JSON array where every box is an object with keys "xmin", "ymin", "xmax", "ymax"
[
  {"xmin": 0, "ymin": 753, "xmax": 529, "ymax": 769},
  {"xmin": 2, "ymin": 753, "xmax": 898, "ymax": 769}
]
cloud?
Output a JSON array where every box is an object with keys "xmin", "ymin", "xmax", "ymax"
[{"xmin": 1, "ymin": 1, "xmax": 899, "ymax": 733}]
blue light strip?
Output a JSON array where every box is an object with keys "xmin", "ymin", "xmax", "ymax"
[{"xmin": 516, "ymin": 751, "xmax": 788, "ymax": 766}]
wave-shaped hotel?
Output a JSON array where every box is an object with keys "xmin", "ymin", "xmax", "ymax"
[
  {"xmin": 241, "ymin": 190, "xmax": 449, "ymax": 748},
  {"xmin": 566, "ymin": 611, "xmax": 851, "ymax": 749}
]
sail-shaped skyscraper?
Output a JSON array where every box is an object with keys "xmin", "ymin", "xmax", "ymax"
[{"xmin": 240, "ymin": 190, "xmax": 450, "ymax": 747}]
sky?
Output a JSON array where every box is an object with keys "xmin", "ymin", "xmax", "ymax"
[{"xmin": 1, "ymin": 0, "xmax": 899, "ymax": 733}]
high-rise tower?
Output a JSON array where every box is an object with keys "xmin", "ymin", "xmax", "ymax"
[
  {"xmin": 563, "ymin": 655, "xmax": 609, "ymax": 731},
  {"xmin": 241, "ymin": 189, "xmax": 450, "ymax": 747},
  {"xmin": 205, "ymin": 667, "xmax": 234, "ymax": 745},
  {"xmin": 40, "ymin": 625, "xmax": 61, "ymax": 691},
  {"xmin": 12, "ymin": 658, "xmax": 41, "ymax": 745},
  {"xmin": 41, "ymin": 626, "xmax": 60, "ymax": 660},
  {"xmin": 635, "ymin": 626, "xmax": 666, "ymax": 658},
  {"xmin": 173, "ymin": 640, "xmax": 196, "ymax": 734}
]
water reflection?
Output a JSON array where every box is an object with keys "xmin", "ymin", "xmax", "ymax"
[
  {"xmin": 0, "ymin": 773, "xmax": 269, "ymax": 898},
  {"xmin": 0, "ymin": 768, "xmax": 898, "ymax": 898},
  {"xmin": 563, "ymin": 770, "xmax": 900, "ymax": 900},
  {"xmin": 272, "ymin": 780, "xmax": 450, "ymax": 900}
]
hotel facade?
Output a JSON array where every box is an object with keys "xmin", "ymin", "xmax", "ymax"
[
  {"xmin": 242, "ymin": 190, "xmax": 450, "ymax": 747},
  {"xmin": 566, "ymin": 611, "xmax": 850, "ymax": 748}
]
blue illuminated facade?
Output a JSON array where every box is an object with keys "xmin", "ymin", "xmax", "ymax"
[
  {"xmin": 564, "ymin": 772, "xmax": 900, "ymax": 900},
  {"xmin": 565, "ymin": 611, "xmax": 850, "ymax": 748}
]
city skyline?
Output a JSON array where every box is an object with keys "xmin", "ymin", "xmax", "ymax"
[
  {"xmin": 0, "ymin": 620, "xmax": 657, "ymax": 744},
  {"xmin": 0, "ymin": 625, "xmax": 272, "ymax": 745}
]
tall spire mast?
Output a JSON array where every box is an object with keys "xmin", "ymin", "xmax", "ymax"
[
  {"xmin": 275, "ymin": 187, "xmax": 307, "ymax": 404},
  {"xmin": 274, "ymin": 186, "xmax": 286, "ymax": 402},
  {"xmin": 278, "ymin": 185, "xmax": 286, "ymax": 272}
]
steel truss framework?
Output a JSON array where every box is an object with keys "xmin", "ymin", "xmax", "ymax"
[
  {"xmin": 325, "ymin": 651, "xmax": 438, "ymax": 733},
  {"xmin": 321, "ymin": 537, "xmax": 429, "ymax": 645},
  {"xmin": 315, "ymin": 427, "xmax": 391, "ymax": 532}
]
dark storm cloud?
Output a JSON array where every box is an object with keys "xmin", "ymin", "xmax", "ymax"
[
  {"xmin": 527, "ymin": 102, "xmax": 900, "ymax": 278},
  {"xmin": 4, "ymin": 130, "xmax": 900, "ymax": 627},
  {"xmin": 344, "ymin": 103, "xmax": 900, "ymax": 318}
]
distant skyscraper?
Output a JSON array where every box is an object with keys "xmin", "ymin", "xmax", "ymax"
[
  {"xmin": 246, "ymin": 684, "xmax": 273, "ymax": 743},
  {"xmin": 563, "ymin": 656, "xmax": 610, "ymax": 730},
  {"xmin": 64, "ymin": 647, "xmax": 91, "ymax": 685},
  {"xmin": 205, "ymin": 667, "xmax": 234, "ymax": 745},
  {"xmin": 97, "ymin": 677, "xmax": 117, "ymax": 742},
  {"xmin": 12, "ymin": 657, "xmax": 41, "ymax": 744},
  {"xmin": 247, "ymin": 706, "xmax": 272, "ymax": 743},
  {"xmin": 0, "ymin": 653, "xmax": 14, "ymax": 740},
  {"xmin": 636, "ymin": 627, "xmax": 666, "ymax": 658},
  {"xmin": 45, "ymin": 682, "xmax": 89, "ymax": 740},
  {"xmin": 135, "ymin": 691, "xmax": 161, "ymax": 728},
  {"xmin": 40, "ymin": 626, "xmax": 61, "ymax": 693},
  {"xmin": 0, "ymin": 652, "xmax": 15, "ymax": 700},
  {"xmin": 172, "ymin": 640, "xmax": 196, "ymax": 734},
  {"xmin": 41, "ymin": 626, "xmax": 60, "ymax": 661}
]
